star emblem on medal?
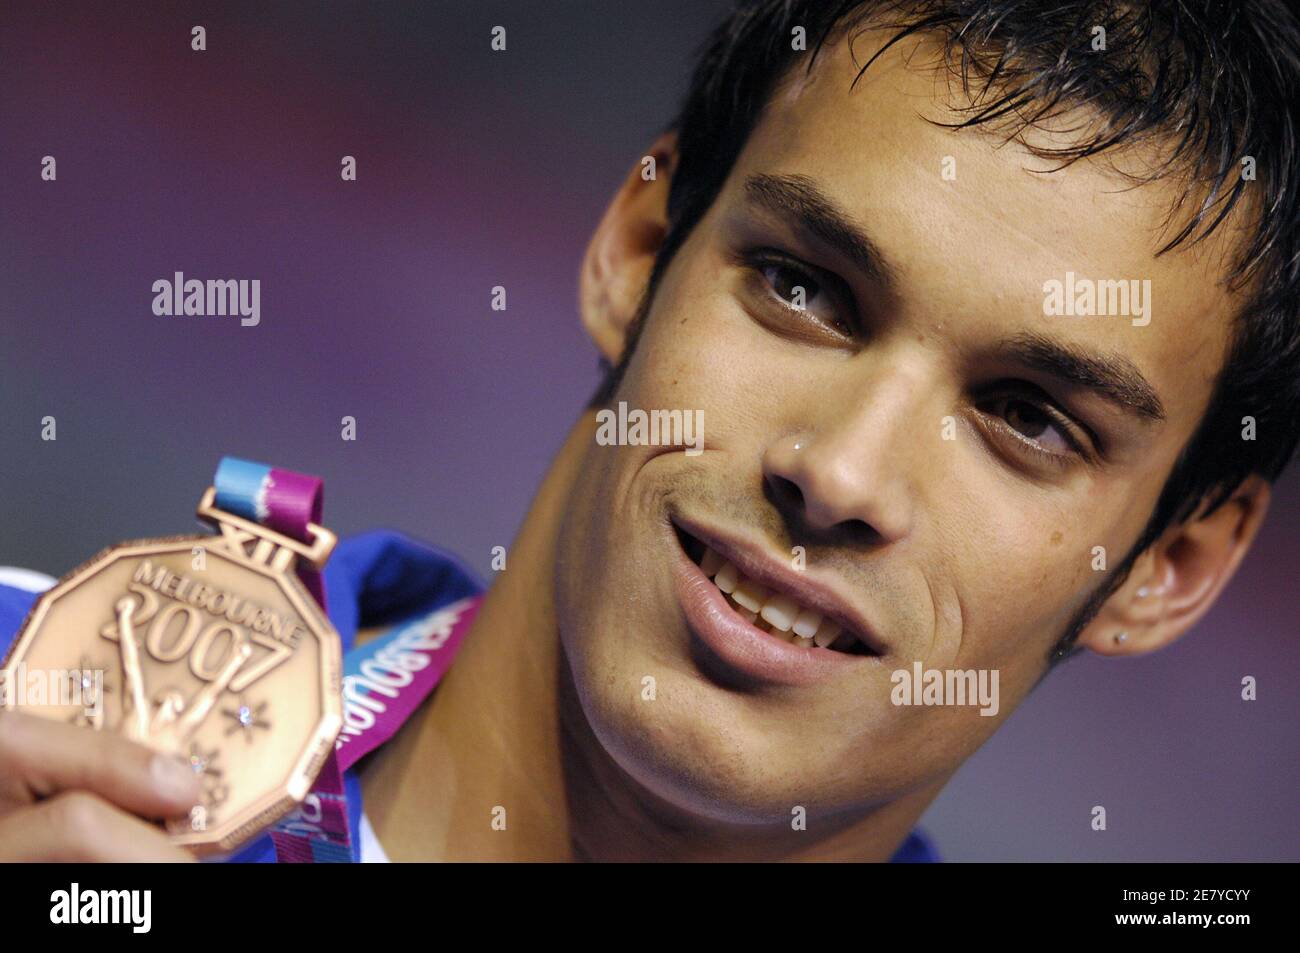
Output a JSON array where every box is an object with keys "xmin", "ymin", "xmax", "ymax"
[
  {"xmin": 221, "ymin": 693, "xmax": 272, "ymax": 742},
  {"xmin": 186, "ymin": 741, "xmax": 231, "ymax": 809},
  {"xmin": 64, "ymin": 653, "xmax": 112, "ymax": 729}
]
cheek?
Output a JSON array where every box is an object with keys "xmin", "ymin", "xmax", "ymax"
[
  {"xmin": 619, "ymin": 245, "xmax": 775, "ymax": 420},
  {"xmin": 929, "ymin": 475, "xmax": 1104, "ymax": 672},
  {"xmin": 553, "ymin": 440, "xmax": 696, "ymax": 699},
  {"xmin": 624, "ymin": 316, "xmax": 729, "ymax": 419}
]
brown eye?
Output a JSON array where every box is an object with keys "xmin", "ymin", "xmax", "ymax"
[
  {"xmin": 744, "ymin": 249, "xmax": 857, "ymax": 338},
  {"xmin": 760, "ymin": 262, "xmax": 823, "ymax": 312},
  {"xmin": 1004, "ymin": 399, "xmax": 1048, "ymax": 438},
  {"xmin": 992, "ymin": 397, "xmax": 1072, "ymax": 454}
]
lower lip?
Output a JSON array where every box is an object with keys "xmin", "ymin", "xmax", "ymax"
[{"xmin": 671, "ymin": 533, "xmax": 864, "ymax": 687}]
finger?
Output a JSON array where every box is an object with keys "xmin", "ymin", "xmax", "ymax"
[
  {"xmin": 0, "ymin": 709, "xmax": 200, "ymax": 818},
  {"xmin": 0, "ymin": 792, "xmax": 196, "ymax": 862}
]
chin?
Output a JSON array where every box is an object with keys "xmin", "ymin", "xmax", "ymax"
[{"xmin": 566, "ymin": 651, "xmax": 842, "ymax": 825}]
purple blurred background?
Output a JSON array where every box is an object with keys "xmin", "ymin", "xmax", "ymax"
[{"xmin": 1, "ymin": 1, "xmax": 1295, "ymax": 861}]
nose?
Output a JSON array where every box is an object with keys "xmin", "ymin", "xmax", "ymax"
[{"xmin": 762, "ymin": 393, "xmax": 916, "ymax": 546}]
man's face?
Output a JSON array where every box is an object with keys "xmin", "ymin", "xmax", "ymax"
[{"xmin": 555, "ymin": 35, "xmax": 1237, "ymax": 822}]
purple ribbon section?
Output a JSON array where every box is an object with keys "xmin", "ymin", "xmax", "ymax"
[
  {"xmin": 266, "ymin": 467, "xmax": 326, "ymax": 606},
  {"xmin": 262, "ymin": 467, "xmax": 323, "ymax": 541}
]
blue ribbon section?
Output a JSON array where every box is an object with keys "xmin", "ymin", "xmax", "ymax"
[{"xmin": 213, "ymin": 456, "xmax": 271, "ymax": 522}]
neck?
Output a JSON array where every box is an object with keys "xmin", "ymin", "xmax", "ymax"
[{"xmin": 368, "ymin": 415, "xmax": 943, "ymax": 861}]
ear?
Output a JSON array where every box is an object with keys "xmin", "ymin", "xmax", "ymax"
[
  {"xmin": 1076, "ymin": 476, "xmax": 1272, "ymax": 658},
  {"xmin": 578, "ymin": 130, "xmax": 676, "ymax": 362}
]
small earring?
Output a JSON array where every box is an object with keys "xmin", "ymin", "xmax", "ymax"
[
  {"xmin": 1135, "ymin": 586, "xmax": 1151, "ymax": 599},
  {"xmin": 1113, "ymin": 631, "xmax": 1129, "ymax": 645}
]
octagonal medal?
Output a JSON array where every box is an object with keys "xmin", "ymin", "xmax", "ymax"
[{"xmin": 0, "ymin": 486, "xmax": 343, "ymax": 854}]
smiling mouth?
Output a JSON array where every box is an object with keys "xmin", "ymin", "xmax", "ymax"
[{"xmin": 673, "ymin": 524, "xmax": 876, "ymax": 656}]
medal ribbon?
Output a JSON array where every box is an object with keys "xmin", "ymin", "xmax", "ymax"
[
  {"xmin": 334, "ymin": 594, "xmax": 482, "ymax": 772},
  {"xmin": 213, "ymin": 458, "xmax": 482, "ymax": 863}
]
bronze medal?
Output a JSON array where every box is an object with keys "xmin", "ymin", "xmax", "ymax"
[{"xmin": 1, "ymin": 487, "xmax": 343, "ymax": 854}]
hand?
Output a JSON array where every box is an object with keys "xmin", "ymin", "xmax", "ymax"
[{"xmin": 0, "ymin": 709, "xmax": 200, "ymax": 861}]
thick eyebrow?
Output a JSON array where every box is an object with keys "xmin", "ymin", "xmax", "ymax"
[
  {"xmin": 743, "ymin": 173, "xmax": 899, "ymax": 291},
  {"xmin": 1002, "ymin": 331, "xmax": 1167, "ymax": 422}
]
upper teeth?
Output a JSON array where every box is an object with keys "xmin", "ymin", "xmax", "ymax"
[{"xmin": 698, "ymin": 545, "xmax": 851, "ymax": 650}]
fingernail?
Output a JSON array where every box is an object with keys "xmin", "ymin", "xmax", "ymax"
[{"xmin": 151, "ymin": 753, "xmax": 200, "ymax": 800}]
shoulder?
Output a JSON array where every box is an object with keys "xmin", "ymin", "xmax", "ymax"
[
  {"xmin": 0, "ymin": 568, "xmax": 56, "ymax": 657},
  {"xmin": 0, "ymin": 567, "xmax": 57, "ymax": 594},
  {"xmin": 322, "ymin": 530, "xmax": 485, "ymax": 652},
  {"xmin": 891, "ymin": 828, "xmax": 941, "ymax": 863},
  {"xmin": 327, "ymin": 530, "xmax": 484, "ymax": 605}
]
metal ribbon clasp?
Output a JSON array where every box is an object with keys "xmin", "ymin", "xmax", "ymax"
[{"xmin": 194, "ymin": 487, "xmax": 337, "ymax": 573}]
